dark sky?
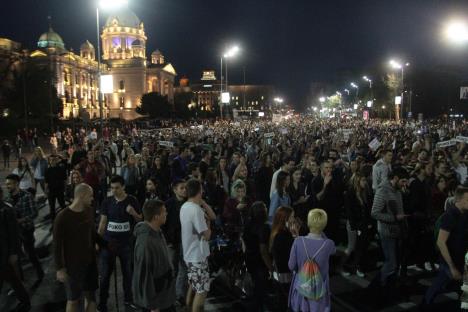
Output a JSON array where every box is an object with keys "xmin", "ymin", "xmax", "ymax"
[{"xmin": 2, "ymin": 0, "xmax": 468, "ymax": 108}]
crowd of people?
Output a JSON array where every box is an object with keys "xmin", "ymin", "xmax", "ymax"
[{"xmin": 0, "ymin": 116, "xmax": 467, "ymax": 312}]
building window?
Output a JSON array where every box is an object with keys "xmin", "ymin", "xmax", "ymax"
[
  {"xmin": 119, "ymin": 80, "xmax": 125, "ymax": 90},
  {"xmin": 112, "ymin": 37, "xmax": 120, "ymax": 48},
  {"xmin": 120, "ymin": 96, "xmax": 124, "ymax": 108}
]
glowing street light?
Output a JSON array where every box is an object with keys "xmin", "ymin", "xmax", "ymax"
[
  {"xmin": 445, "ymin": 20, "xmax": 468, "ymax": 44},
  {"xmin": 319, "ymin": 97, "xmax": 326, "ymax": 103},
  {"xmin": 274, "ymin": 97, "xmax": 284, "ymax": 103},
  {"xmin": 343, "ymin": 89, "xmax": 350, "ymax": 95},
  {"xmin": 350, "ymin": 82, "xmax": 358, "ymax": 88},
  {"xmin": 223, "ymin": 46, "xmax": 240, "ymax": 58},
  {"xmin": 95, "ymin": 0, "xmax": 130, "ymax": 135},
  {"xmin": 389, "ymin": 58, "xmax": 410, "ymax": 120},
  {"xmin": 99, "ymin": 0, "xmax": 128, "ymax": 8},
  {"xmin": 362, "ymin": 76, "xmax": 372, "ymax": 88},
  {"xmin": 219, "ymin": 45, "xmax": 241, "ymax": 118}
]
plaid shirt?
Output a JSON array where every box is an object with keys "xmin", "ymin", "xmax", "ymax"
[{"xmin": 7, "ymin": 190, "xmax": 37, "ymax": 230}]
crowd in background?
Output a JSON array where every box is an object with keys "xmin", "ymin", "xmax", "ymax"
[{"xmin": 0, "ymin": 116, "xmax": 467, "ymax": 312}]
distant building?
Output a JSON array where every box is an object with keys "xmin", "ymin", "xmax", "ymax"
[
  {"xmin": 175, "ymin": 69, "xmax": 275, "ymax": 115},
  {"xmin": 1, "ymin": 6, "xmax": 176, "ymax": 120}
]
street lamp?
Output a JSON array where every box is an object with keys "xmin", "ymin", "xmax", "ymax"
[
  {"xmin": 444, "ymin": 20, "xmax": 468, "ymax": 44},
  {"xmin": 319, "ymin": 97, "xmax": 325, "ymax": 103},
  {"xmin": 96, "ymin": 0, "xmax": 128, "ymax": 136},
  {"xmin": 219, "ymin": 45, "xmax": 240, "ymax": 118},
  {"xmin": 222, "ymin": 45, "xmax": 240, "ymax": 90},
  {"xmin": 362, "ymin": 76, "xmax": 372, "ymax": 88},
  {"xmin": 389, "ymin": 59, "xmax": 410, "ymax": 120},
  {"xmin": 350, "ymin": 82, "xmax": 359, "ymax": 104}
]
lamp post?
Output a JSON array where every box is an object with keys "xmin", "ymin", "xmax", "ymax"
[
  {"xmin": 219, "ymin": 45, "xmax": 240, "ymax": 118},
  {"xmin": 96, "ymin": 0, "xmax": 128, "ymax": 137},
  {"xmin": 389, "ymin": 59, "xmax": 410, "ymax": 120},
  {"xmin": 350, "ymin": 82, "xmax": 359, "ymax": 106},
  {"xmin": 363, "ymin": 76, "xmax": 373, "ymax": 117},
  {"xmin": 444, "ymin": 20, "xmax": 468, "ymax": 44}
]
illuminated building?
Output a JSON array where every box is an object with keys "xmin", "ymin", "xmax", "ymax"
[
  {"xmin": 175, "ymin": 69, "xmax": 274, "ymax": 114},
  {"xmin": 1, "ymin": 7, "xmax": 176, "ymax": 120}
]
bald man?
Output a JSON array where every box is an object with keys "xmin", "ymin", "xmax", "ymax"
[{"xmin": 53, "ymin": 183, "xmax": 101, "ymax": 312}]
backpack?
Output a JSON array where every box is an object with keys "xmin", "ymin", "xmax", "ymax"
[{"xmin": 295, "ymin": 237, "xmax": 327, "ymax": 301}]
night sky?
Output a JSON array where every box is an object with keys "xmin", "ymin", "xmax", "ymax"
[{"xmin": 2, "ymin": 0, "xmax": 468, "ymax": 109}]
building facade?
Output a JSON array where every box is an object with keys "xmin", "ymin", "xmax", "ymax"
[
  {"xmin": 2, "ymin": 6, "xmax": 176, "ymax": 120},
  {"xmin": 175, "ymin": 69, "xmax": 275, "ymax": 116}
]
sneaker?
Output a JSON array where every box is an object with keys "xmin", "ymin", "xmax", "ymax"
[
  {"xmin": 408, "ymin": 264, "xmax": 424, "ymax": 272},
  {"xmin": 356, "ymin": 270, "xmax": 366, "ymax": 278},
  {"xmin": 424, "ymin": 262, "xmax": 433, "ymax": 272},
  {"xmin": 124, "ymin": 301, "xmax": 138, "ymax": 309},
  {"xmin": 7, "ymin": 289, "xmax": 15, "ymax": 296},
  {"xmin": 340, "ymin": 270, "xmax": 351, "ymax": 277},
  {"xmin": 434, "ymin": 263, "xmax": 440, "ymax": 270}
]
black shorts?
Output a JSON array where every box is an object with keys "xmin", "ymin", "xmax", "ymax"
[{"xmin": 64, "ymin": 264, "xmax": 98, "ymax": 301}]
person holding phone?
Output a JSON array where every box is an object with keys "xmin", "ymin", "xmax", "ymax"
[{"xmin": 370, "ymin": 168, "xmax": 410, "ymax": 290}]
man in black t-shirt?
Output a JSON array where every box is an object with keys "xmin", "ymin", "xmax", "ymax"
[
  {"xmin": 164, "ymin": 179, "xmax": 187, "ymax": 303},
  {"xmin": 423, "ymin": 186, "xmax": 468, "ymax": 306},
  {"xmin": 97, "ymin": 175, "xmax": 141, "ymax": 312}
]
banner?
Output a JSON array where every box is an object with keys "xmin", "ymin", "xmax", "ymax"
[
  {"xmin": 159, "ymin": 141, "xmax": 174, "ymax": 148},
  {"xmin": 368, "ymin": 138, "xmax": 381, "ymax": 151},
  {"xmin": 455, "ymin": 136, "xmax": 468, "ymax": 144},
  {"xmin": 460, "ymin": 87, "xmax": 468, "ymax": 100},
  {"xmin": 436, "ymin": 140, "xmax": 457, "ymax": 148}
]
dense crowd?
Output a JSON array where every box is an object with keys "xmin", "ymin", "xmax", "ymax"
[{"xmin": 0, "ymin": 116, "xmax": 468, "ymax": 312}]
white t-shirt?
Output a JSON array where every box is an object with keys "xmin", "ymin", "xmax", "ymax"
[
  {"xmin": 180, "ymin": 201, "xmax": 209, "ymax": 263},
  {"xmin": 12, "ymin": 168, "xmax": 33, "ymax": 190}
]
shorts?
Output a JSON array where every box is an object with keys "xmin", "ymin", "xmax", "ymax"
[
  {"xmin": 186, "ymin": 260, "xmax": 210, "ymax": 294},
  {"xmin": 64, "ymin": 264, "xmax": 98, "ymax": 301}
]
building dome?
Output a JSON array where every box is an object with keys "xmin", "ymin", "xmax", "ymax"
[
  {"xmin": 105, "ymin": 8, "xmax": 141, "ymax": 28},
  {"xmin": 37, "ymin": 27, "xmax": 65, "ymax": 49},
  {"xmin": 80, "ymin": 40, "xmax": 95, "ymax": 51}
]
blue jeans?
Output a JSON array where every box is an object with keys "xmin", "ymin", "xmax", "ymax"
[
  {"xmin": 99, "ymin": 244, "xmax": 133, "ymax": 305},
  {"xmin": 424, "ymin": 263, "xmax": 452, "ymax": 304},
  {"xmin": 167, "ymin": 245, "xmax": 187, "ymax": 299},
  {"xmin": 380, "ymin": 238, "xmax": 398, "ymax": 286}
]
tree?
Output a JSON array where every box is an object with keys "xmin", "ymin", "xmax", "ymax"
[
  {"xmin": 174, "ymin": 92, "xmax": 194, "ymax": 119},
  {"xmin": 137, "ymin": 92, "xmax": 171, "ymax": 118},
  {"xmin": 5, "ymin": 59, "xmax": 62, "ymax": 125}
]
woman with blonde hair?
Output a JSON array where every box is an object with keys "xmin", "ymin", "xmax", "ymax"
[
  {"xmin": 223, "ymin": 179, "xmax": 251, "ymax": 239},
  {"xmin": 121, "ymin": 154, "xmax": 141, "ymax": 196},
  {"xmin": 288, "ymin": 209, "xmax": 336, "ymax": 312},
  {"xmin": 30, "ymin": 146, "xmax": 48, "ymax": 193},
  {"xmin": 232, "ymin": 163, "xmax": 248, "ymax": 182}
]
